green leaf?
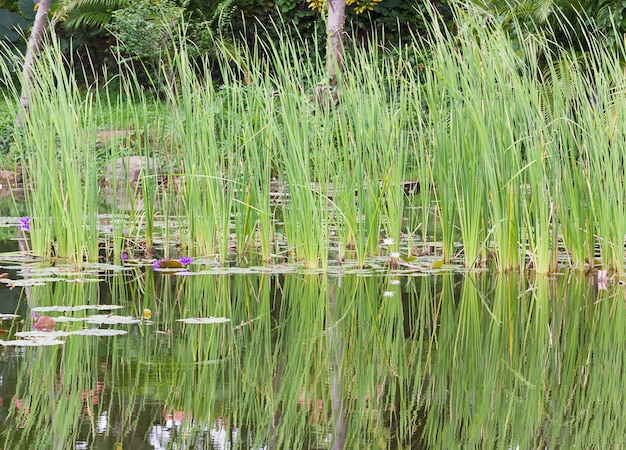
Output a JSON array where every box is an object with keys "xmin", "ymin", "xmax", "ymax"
[
  {"xmin": 431, "ymin": 260, "xmax": 444, "ymax": 269},
  {"xmin": 0, "ymin": 8, "xmax": 29, "ymax": 41},
  {"xmin": 17, "ymin": 0, "xmax": 35, "ymax": 20}
]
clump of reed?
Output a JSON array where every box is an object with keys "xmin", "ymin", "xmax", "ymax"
[
  {"xmin": 1, "ymin": 38, "xmax": 100, "ymax": 265},
  {"xmin": 1, "ymin": 5, "xmax": 625, "ymax": 273},
  {"xmin": 408, "ymin": 6, "xmax": 626, "ymax": 274}
]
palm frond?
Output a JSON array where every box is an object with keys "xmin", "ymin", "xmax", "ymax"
[{"xmin": 58, "ymin": 0, "xmax": 128, "ymax": 29}]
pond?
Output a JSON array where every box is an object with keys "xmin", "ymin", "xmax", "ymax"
[{"xmin": 0, "ymin": 232, "xmax": 622, "ymax": 449}]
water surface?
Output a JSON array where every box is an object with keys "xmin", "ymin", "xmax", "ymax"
[{"xmin": 0, "ymin": 260, "xmax": 622, "ymax": 449}]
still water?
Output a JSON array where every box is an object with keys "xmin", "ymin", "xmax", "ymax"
[{"xmin": 0, "ymin": 246, "xmax": 622, "ymax": 449}]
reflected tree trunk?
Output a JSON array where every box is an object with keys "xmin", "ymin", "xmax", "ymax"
[
  {"xmin": 328, "ymin": 275, "xmax": 346, "ymax": 449},
  {"xmin": 16, "ymin": 0, "xmax": 51, "ymax": 127}
]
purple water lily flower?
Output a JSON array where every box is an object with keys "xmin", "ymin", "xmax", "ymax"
[
  {"xmin": 179, "ymin": 257, "xmax": 192, "ymax": 266},
  {"xmin": 121, "ymin": 253, "xmax": 129, "ymax": 261},
  {"xmin": 152, "ymin": 259, "xmax": 161, "ymax": 270},
  {"xmin": 18, "ymin": 216, "xmax": 30, "ymax": 231}
]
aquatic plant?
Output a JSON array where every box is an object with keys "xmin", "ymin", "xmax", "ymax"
[
  {"xmin": 1, "ymin": 3, "xmax": 626, "ymax": 273},
  {"xmin": 2, "ymin": 37, "xmax": 100, "ymax": 265}
]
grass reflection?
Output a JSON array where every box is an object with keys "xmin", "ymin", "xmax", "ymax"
[
  {"xmin": 420, "ymin": 273, "xmax": 626, "ymax": 448},
  {"xmin": 2, "ymin": 271, "xmax": 626, "ymax": 447},
  {"xmin": 4, "ymin": 282, "xmax": 110, "ymax": 448}
]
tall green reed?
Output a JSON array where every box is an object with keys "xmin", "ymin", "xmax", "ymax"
[
  {"xmin": 2, "ymin": 36, "xmax": 99, "ymax": 264},
  {"xmin": 164, "ymin": 44, "xmax": 229, "ymax": 260},
  {"xmin": 263, "ymin": 34, "xmax": 330, "ymax": 269},
  {"xmin": 343, "ymin": 45, "xmax": 409, "ymax": 258},
  {"xmin": 575, "ymin": 45, "xmax": 626, "ymax": 275}
]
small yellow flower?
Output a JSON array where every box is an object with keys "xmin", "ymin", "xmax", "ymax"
[
  {"xmin": 34, "ymin": 2, "xmax": 39, "ymax": 11},
  {"xmin": 307, "ymin": 0, "xmax": 324, "ymax": 10},
  {"xmin": 143, "ymin": 308, "xmax": 152, "ymax": 320},
  {"xmin": 354, "ymin": 0, "xmax": 382, "ymax": 14}
]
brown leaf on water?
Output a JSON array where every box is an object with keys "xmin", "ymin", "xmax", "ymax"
[{"xmin": 156, "ymin": 260, "xmax": 183, "ymax": 269}]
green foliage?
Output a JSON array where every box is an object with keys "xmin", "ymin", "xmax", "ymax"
[
  {"xmin": 360, "ymin": 2, "xmax": 439, "ymax": 42},
  {"xmin": 0, "ymin": 1, "xmax": 19, "ymax": 11},
  {"xmin": 590, "ymin": 0, "xmax": 626, "ymax": 46},
  {"xmin": 0, "ymin": 0, "xmax": 49, "ymax": 74},
  {"xmin": 0, "ymin": 9, "xmax": 29, "ymax": 43},
  {"xmin": 60, "ymin": 0, "xmax": 128, "ymax": 30},
  {"xmin": 0, "ymin": 91, "xmax": 15, "ymax": 155},
  {"xmin": 465, "ymin": 0, "xmax": 626, "ymax": 53},
  {"xmin": 107, "ymin": 0, "xmax": 184, "ymax": 62},
  {"xmin": 0, "ymin": 0, "xmax": 40, "ymax": 46},
  {"xmin": 17, "ymin": 0, "xmax": 38, "ymax": 20}
]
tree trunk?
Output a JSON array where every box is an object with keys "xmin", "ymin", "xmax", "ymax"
[
  {"xmin": 326, "ymin": 0, "xmax": 346, "ymax": 88},
  {"xmin": 16, "ymin": 0, "xmax": 51, "ymax": 127},
  {"xmin": 313, "ymin": 0, "xmax": 346, "ymax": 108}
]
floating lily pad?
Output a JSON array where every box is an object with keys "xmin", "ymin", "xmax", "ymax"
[
  {"xmin": 177, "ymin": 317, "xmax": 231, "ymax": 324},
  {"xmin": 186, "ymin": 257, "xmax": 219, "ymax": 266},
  {"xmin": 73, "ymin": 328, "xmax": 128, "ymax": 337},
  {"xmin": 0, "ymin": 314, "xmax": 20, "ymax": 320},
  {"xmin": 0, "ymin": 217, "xmax": 25, "ymax": 227},
  {"xmin": 52, "ymin": 316, "xmax": 89, "ymax": 323},
  {"xmin": 155, "ymin": 259, "xmax": 183, "ymax": 269},
  {"xmin": 32, "ymin": 305, "xmax": 125, "ymax": 313},
  {"xmin": 16, "ymin": 329, "xmax": 127, "ymax": 338},
  {"xmin": 0, "ymin": 339, "xmax": 65, "ymax": 347},
  {"xmin": 63, "ymin": 278, "xmax": 105, "ymax": 284},
  {"xmin": 20, "ymin": 266, "xmax": 99, "ymax": 277},
  {"xmin": 86, "ymin": 315, "xmax": 141, "ymax": 325},
  {"xmin": 0, "ymin": 278, "xmax": 59, "ymax": 287},
  {"xmin": 190, "ymin": 265, "xmax": 302, "ymax": 276},
  {"xmin": 82, "ymin": 262, "xmax": 132, "ymax": 272},
  {"xmin": 0, "ymin": 252, "xmax": 44, "ymax": 263},
  {"xmin": 16, "ymin": 331, "xmax": 70, "ymax": 339}
]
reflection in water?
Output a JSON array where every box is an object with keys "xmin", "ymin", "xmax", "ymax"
[{"xmin": 0, "ymin": 269, "xmax": 624, "ymax": 448}]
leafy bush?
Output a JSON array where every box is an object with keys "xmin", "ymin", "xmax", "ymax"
[{"xmin": 107, "ymin": 0, "xmax": 184, "ymax": 62}]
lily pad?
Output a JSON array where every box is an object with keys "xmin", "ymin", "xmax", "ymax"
[
  {"xmin": 16, "ymin": 329, "xmax": 127, "ymax": 339},
  {"xmin": 177, "ymin": 317, "xmax": 231, "ymax": 324},
  {"xmin": 0, "ymin": 339, "xmax": 65, "ymax": 347},
  {"xmin": 71, "ymin": 328, "xmax": 128, "ymax": 337},
  {"xmin": 82, "ymin": 262, "xmax": 132, "ymax": 272},
  {"xmin": 0, "ymin": 252, "xmax": 44, "ymax": 263},
  {"xmin": 20, "ymin": 266, "xmax": 99, "ymax": 277},
  {"xmin": 62, "ymin": 278, "xmax": 105, "ymax": 284},
  {"xmin": 16, "ymin": 331, "xmax": 71, "ymax": 339},
  {"xmin": 0, "ymin": 278, "xmax": 60, "ymax": 287},
  {"xmin": 0, "ymin": 314, "xmax": 20, "ymax": 320},
  {"xmin": 154, "ymin": 259, "xmax": 183, "ymax": 269},
  {"xmin": 32, "ymin": 305, "xmax": 125, "ymax": 313},
  {"xmin": 190, "ymin": 265, "xmax": 303, "ymax": 276},
  {"xmin": 86, "ymin": 315, "xmax": 141, "ymax": 325},
  {"xmin": 52, "ymin": 316, "xmax": 89, "ymax": 323}
]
